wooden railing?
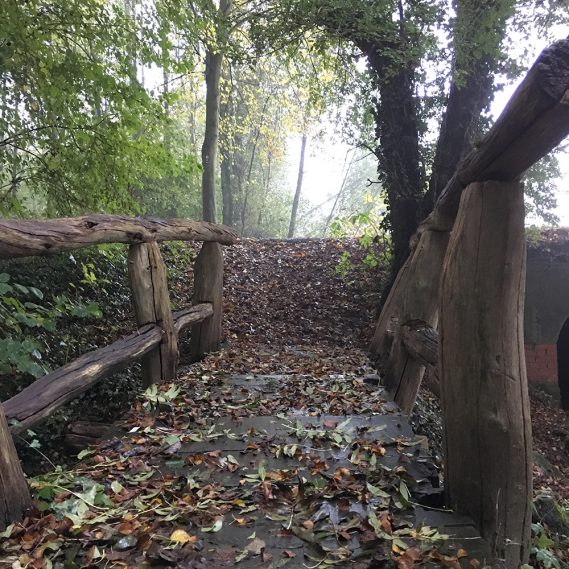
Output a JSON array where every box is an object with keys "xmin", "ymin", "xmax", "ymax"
[{"xmin": 0, "ymin": 215, "xmax": 238, "ymax": 433}]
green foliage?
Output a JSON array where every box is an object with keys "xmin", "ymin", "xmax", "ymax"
[
  {"xmin": 0, "ymin": 271, "xmax": 102, "ymax": 378},
  {"xmin": 142, "ymin": 383, "xmax": 181, "ymax": 411},
  {"xmin": 524, "ymin": 153, "xmax": 562, "ymax": 225},
  {"xmin": 0, "ymin": 0, "xmax": 201, "ymax": 217},
  {"xmin": 330, "ymin": 194, "xmax": 391, "ymax": 277},
  {"xmin": 529, "ymin": 523, "xmax": 562, "ymax": 569}
]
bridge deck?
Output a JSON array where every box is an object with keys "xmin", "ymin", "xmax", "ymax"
[{"xmin": 103, "ymin": 373, "xmax": 491, "ymax": 568}]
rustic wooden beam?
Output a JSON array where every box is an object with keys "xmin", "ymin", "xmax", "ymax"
[
  {"xmin": 190, "ymin": 243, "xmax": 224, "ymax": 360},
  {"xmin": 128, "ymin": 243, "xmax": 177, "ymax": 386},
  {"xmin": 0, "ymin": 404, "xmax": 32, "ymax": 530},
  {"xmin": 370, "ymin": 37, "xmax": 569, "ymax": 413},
  {"xmin": 371, "ymin": 229, "xmax": 449, "ymax": 413},
  {"xmin": 0, "ymin": 214, "xmax": 238, "ymax": 259},
  {"xmin": 3, "ymin": 324, "xmax": 163, "ymax": 434},
  {"xmin": 440, "ymin": 180, "xmax": 532, "ymax": 567},
  {"xmin": 174, "ymin": 303, "xmax": 214, "ymax": 335},
  {"xmin": 432, "ymin": 36, "xmax": 569, "ymax": 229},
  {"xmin": 400, "ymin": 321, "xmax": 438, "ymax": 367},
  {"xmin": 2, "ymin": 306, "xmax": 213, "ymax": 434}
]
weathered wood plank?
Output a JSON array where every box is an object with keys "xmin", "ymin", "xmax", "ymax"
[
  {"xmin": 401, "ymin": 321, "xmax": 438, "ymax": 367},
  {"xmin": 174, "ymin": 303, "xmax": 214, "ymax": 335},
  {"xmin": 0, "ymin": 214, "xmax": 237, "ymax": 259},
  {"xmin": 190, "ymin": 242, "xmax": 224, "ymax": 360},
  {"xmin": 0, "ymin": 404, "xmax": 32, "ymax": 530},
  {"xmin": 440, "ymin": 180, "xmax": 532, "ymax": 567},
  {"xmin": 2, "ymin": 306, "xmax": 213, "ymax": 434},
  {"xmin": 3, "ymin": 324, "xmax": 163, "ymax": 433},
  {"xmin": 373, "ymin": 229, "xmax": 448, "ymax": 414},
  {"xmin": 128, "ymin": 243, "xmax": 177, "ymax": 386}
]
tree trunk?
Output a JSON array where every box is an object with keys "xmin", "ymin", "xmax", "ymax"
[
  {"xmin": 288, "ymin": 133, "xmax": 307, "ymax": 238},
  {"xmin": 440, "ymin": 180, "xmax": 532, "ymax": 567},
  {"xmin": 220, "ymin": 151, "xmax": 233, "ymax": 227},
  {"xmin": 201, "ymin": 0, "xmax": 232, "ymax": 223},
  {"xmin": 219, "ymin": 69, "xmax": 234, "ymax": 227},
  {"xmin": 365, "ymin": 51, "xmax": 423, "ymax": 272},
  {"xmin": 201, "ymin": 49, "xmax": 222, "ymax": 223},
  {"xmin": 0, "ymin": 404, "xmax": 32, "ymax": 530}
]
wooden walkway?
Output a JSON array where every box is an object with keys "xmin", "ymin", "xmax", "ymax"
[{"xmin": 113, "ymin": 373, "xmax": 491, "ymax": 568}]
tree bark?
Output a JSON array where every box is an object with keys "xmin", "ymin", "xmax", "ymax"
[
  {"xmin": 202, "ymin": 48, "xmax": 222, "ymax": 223},
  {"xmin": 201, "ymin": 0, "xmax": 232, "ymax": 223},
  {"xmin": 0, "ymin": 404, "xmax": 32, "ymax": 530},
  {"xmin": 128, "ymin": 243, "xmax": 177, "ymax": 386},
  {"xmin": 220, "ymin": 141, "xmax": 234, "ymax": 227},
  {"xmin": 219, "ymin": 67, "xmax": 234, "ymax": 227},
  {"xmin": 0, "ymin": 214, "xmax": 237, "ymax": 259},
  {"xmin": 288, "ymin": 133, "xmax": 307, "ymax": 238},
  {"xmin": 440, "ymin": 180, "xmax": 532, "ymax": 567},
  {"xmin": 363, "ymin": 46, "xmax": 423, "ymax": 272},
  {"xmin": 190, "ymin": 243, "xmax": 224, "ymax": 360}
]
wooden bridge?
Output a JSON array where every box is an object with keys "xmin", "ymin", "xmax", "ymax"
[{"xmin": 1, "ymin": 36, "xmax": 569, "ymax": 569}]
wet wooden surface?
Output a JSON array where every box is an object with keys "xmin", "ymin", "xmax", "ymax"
[{"xmin": 126, "ymin": 374, "xmax": 491, "ymax": 568}]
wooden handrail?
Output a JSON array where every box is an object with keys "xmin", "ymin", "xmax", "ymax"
[
  {"xmin": 0, "ymin": 214, "xmax": 238, "ymax": 258},
  {"xmin": 0, "ymin": 215, "xmax": 232, "ymax": 436},
  {"xmin": 4, "ymin": 304, "xmax": 214, "ymax": 433}
]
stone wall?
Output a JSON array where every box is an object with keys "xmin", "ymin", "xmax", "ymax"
[{"xmin": 524, "ymin": 233, "xmax": 569, "ymax": 401}]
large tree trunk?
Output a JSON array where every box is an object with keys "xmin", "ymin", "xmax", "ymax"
[
  {"xmin": 440, "ymin": 180, "xmax": 532, "ymax": 567},
  {"xmin": 364, "ymin": 49, "xmax": 424, "ymax": 273},
  {"xmin": 288, "ymin": 133, "xmax": 307, "ymax": 238},
  {"xmin": 219, "ymin": 70, "xmax": 234, "ymax": 227},
  {"xmin": 201, "ymin": 0, "xmax": 232, "ymax": 223},
  {"xmin": 0, "ymin": 404, "xmax": 32, "ymax": 530},
  {"xmin": 201, "ymin": 49, "xmax": 222, "ymax": 223}
]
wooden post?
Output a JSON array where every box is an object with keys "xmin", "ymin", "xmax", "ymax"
[
  {"xmin": 128, "ymin": 243, "xmax": 177, "ymax": 386},
  {"xmin": 0, "ymin": 404, "xmax": 32, "ymax": 530},
  {"xmin": 190, "ymin": 242, "xmax": 223, "ymax": 360},
  {"xmin": 379, "ymin": 228, "xmax": 450, "ymax": 413},
  {"xmin": 370, "ymin": 37, "xmax": 569, "ymax": 413},
  {"xmin": 440, "ymin": 180, "xmax": 532, "ymax": 567}
]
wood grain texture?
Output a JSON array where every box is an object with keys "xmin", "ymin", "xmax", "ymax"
[
  {"xmin": 440, "ymin": 180, "xmax": 532, "ymax": 567},
  {"xmin": 0, "ymin": 405, "xmax": 32, "ymax": 530},
  {"xmin": 174, "ymin": 303, "xmax": 214, "ymax": 335},
  {"xmin": 371, "ymin": 229, "xmax": 449, "ymax": 414},
  {"xmin": 190, "ymin": 242, "xmax": 223, "ymax": 360},
  {"xmin": 0, "ymin": 214, "xmax": 238, "ymax": 259},
  {"xmin": 128, "ymin": 243, "xmax": 177, "ymax": 386},
  {"xmin": 401, "ymin": 321, "xmax": 438, "ymax": 367},
  {"xmin": 3, "ymin": 306, "xmax": 213, "ymax": 433},
  {"xmin": 3, "ymin": 324, "xmax": 162, "ymax": 433}
]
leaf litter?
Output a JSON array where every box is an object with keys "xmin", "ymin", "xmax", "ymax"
[{"xmin": 1, "ymin": 239, "xmax": 487, "ymax": 568}]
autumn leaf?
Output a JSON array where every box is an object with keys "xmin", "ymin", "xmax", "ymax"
[{"xmin": 170, "ymin": 529, "xmax": 197, "ymax": 544}]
